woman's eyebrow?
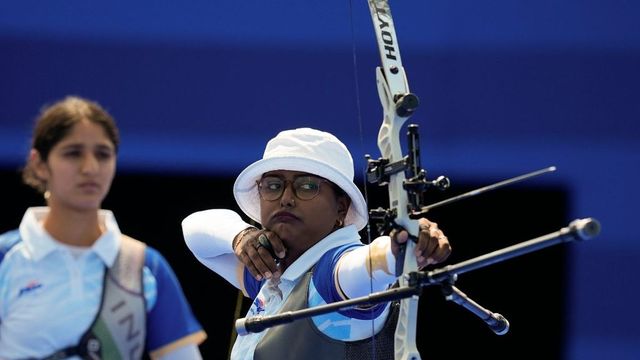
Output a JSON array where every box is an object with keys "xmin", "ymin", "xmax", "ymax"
[{"xmin": 58, "ymin": 143, "xmax": 84, "ymax": 150}]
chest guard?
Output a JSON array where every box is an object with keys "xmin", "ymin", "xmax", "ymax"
[
  {"xmin": 30, "ymin": 235, "xmax": 148, "ymax": 360},
  {"xmin": 254, "ymin": 271, "xmax": 399, "ymax": 360}
]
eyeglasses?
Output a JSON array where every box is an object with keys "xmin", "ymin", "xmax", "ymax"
[{"xmin": 257, "ymin": 175, "xmax": 329, "ymax": 201}]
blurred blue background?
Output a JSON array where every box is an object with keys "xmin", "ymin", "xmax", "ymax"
[{"xmin": 1, "ymin": 1, "xmax": 638, "ymax": 358}]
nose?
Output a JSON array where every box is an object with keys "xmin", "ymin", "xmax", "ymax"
[
  {"xmin": 81, "ymin": 153, "xmax": 100, "ymax": 174},
  {"xmin": 279, "ymin": 181, "xmax": 296, "ymax": 207}
]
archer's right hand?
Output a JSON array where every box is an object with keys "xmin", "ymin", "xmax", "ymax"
[{"xmin": 234, "ymin": 229, "xmax": 286, "ymax": 281}]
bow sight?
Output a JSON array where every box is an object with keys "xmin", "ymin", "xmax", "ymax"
[{"xmin": 366, "ymin": 123, "xmax": 450, "ymax": 235}]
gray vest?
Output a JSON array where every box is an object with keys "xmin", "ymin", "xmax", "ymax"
[
  {"xmin": 36, "ymin": 235, "xmax": 147, "ymax": 360},
  {"xmin": 254, "ymin": 271, "xmax": 399, "ymax": 360}
]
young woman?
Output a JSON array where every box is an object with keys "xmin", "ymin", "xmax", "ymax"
[
  {"xmin": 182, "ymin": 127, "xmax": 451, "ymax": 359},
  {"xmin": 0, "ymin": 96, "xmax": 206, "ymax": 359}
]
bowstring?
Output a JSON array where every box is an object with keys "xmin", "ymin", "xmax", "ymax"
[{"xmin": 347, "ymin": 0, "xmax": 379, "ymax": 353}]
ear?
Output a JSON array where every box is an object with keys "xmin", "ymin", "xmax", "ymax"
[
  {"xmin": 336, "ymin": 195, "xmax": 350, "ymax": 218},
  {"xmin": 29, "ymin": 149, "xmax": 50, "ymax": 181}
]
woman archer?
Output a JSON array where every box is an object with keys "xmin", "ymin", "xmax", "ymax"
[{"xmin": 182, "ymin": 127, "xmax": 451, "ymax": 359}]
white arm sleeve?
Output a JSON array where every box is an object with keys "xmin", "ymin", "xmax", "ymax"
[
  {"xmin": 336, "ymin": 236, "xmax": 398, "ymax": 299},
  {"xmin": 182, "ymin": 209, "xmax": 251, "ymax": 290}
]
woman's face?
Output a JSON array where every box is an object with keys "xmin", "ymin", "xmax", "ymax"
[
  {"xmin": 259, "ymin": 170, "xmax": 349, "ymax": 260},
  {"xmin": 34, "ymin": 119, "xmax": 116, "ymax": 212}
]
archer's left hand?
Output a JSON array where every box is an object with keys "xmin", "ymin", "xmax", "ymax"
[{"xmin": 390, "ymin": 218, "xmax": 452, "ymax": 269}]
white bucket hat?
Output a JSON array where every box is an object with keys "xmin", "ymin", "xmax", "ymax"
[{"xmin": 233, "ymin": 128, "xmax": 368, "ymax": 230}]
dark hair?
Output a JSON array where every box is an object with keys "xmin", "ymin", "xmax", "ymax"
[{"xmin": 22, "ymin": 96, "xmax": 120, "ymax": 193}]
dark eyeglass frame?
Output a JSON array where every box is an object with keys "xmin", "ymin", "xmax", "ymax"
[{"xmin": 256, "ymin": 175, "xmax": 330, "ymax": 201}]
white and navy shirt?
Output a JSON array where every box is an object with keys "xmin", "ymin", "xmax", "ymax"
[
  {"xmin": 231, "ymin": 226, "xmax": 390, "ymax": 360},
  {"xmin": 0, "ymin": 207, "xmax": 205, "ymax": 359}
]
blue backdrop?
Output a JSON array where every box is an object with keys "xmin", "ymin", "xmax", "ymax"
[{"xmin": 1, "ymin": 1, "xmax": 638, "ymax": 358}]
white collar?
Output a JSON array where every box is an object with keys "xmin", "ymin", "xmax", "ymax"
[
  {"xmin": 280, "ymin": 225, "xmax": 361, "ymax": 282},
  {"xmin": 19, "ymin": 207, "xmax": 121, "ymax": 266}
]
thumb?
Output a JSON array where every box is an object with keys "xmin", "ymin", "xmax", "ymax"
[{"xmin": 394, "ymin": 230, "xmax": 409, "ymax": 244}]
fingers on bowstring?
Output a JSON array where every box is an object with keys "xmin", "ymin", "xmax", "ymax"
[
  {"xmin": 244, "ymin": 232, "xmax": 280, "ymax": 281},
  {"xmin": 263, "ymin": 231, "xmax": 287, "ymax": 260}
]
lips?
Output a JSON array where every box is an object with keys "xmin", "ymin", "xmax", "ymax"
[
  {"xmin": 78, "ymin": 182, "xmax": 101, "ymax": 192},
  {"xmin": 271, "ymin": 211, "xmax": 300, "ymax": 223}
]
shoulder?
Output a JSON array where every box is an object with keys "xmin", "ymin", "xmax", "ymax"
[
  {"xmin": 0, "ymin": 229, "xmax": 21, "ymax": 245},
  {"xmin": 138, "ymin": 245, "xmax": 185, "ymax": 312},
  {"xmin": 311, "ymin": 243, "xmax": 361, "ymax": 294},
  {"xmin": 111, "ymin": 235, "xmax": 172, "ymax": 279},
  {"xmin": 141, "ymin": 245, "xmax": 171, "ymax": 271},
  {"xmin": 118, "ymin": 239, "xmax": 174, "ymax": 289},
  {"xmin": 316, "ymin": 243, "xmax": 362, "ymax": 272},
  {"xmin": 139, "ymin": 245, "xmax": 183, "ymax": 292},
  {"xmin": 0, "ymin": 229, "xmax": 21, "ymax": 263}
]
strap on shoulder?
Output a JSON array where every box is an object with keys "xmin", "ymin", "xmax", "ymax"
[{"xmin": 109, "ymin": 235, "xmax": 147, "ymax": 292}]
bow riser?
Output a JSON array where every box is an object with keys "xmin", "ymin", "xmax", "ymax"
[{"xmin": 368, "ymin": 1, "xmax": 422, "ymax": 359}]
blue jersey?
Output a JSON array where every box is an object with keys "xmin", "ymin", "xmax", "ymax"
[
  {"xmin": 232, "ymin": 227, "xmax": 390, "ymax": 360},
  {"xmin": 0, "ymin": 208, "xmax": 205, "ymax": 359}
]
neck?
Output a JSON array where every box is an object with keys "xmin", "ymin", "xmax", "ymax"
[
  {"xmin": 279, "ymin": 227, "xmax": 340, "ymax": 272},
  {"xmin": 43, "ymin": 206, "xmax": 104, "ymax": 247}
]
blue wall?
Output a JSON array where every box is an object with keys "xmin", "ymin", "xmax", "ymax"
[{"xmin": 1, "ymin": 1, "xmax": 638, "ymax": 358}]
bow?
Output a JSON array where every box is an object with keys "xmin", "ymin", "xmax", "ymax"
[{"xmin": 363, "ymin": 1, "xmax": 434, "ymax": 359}]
